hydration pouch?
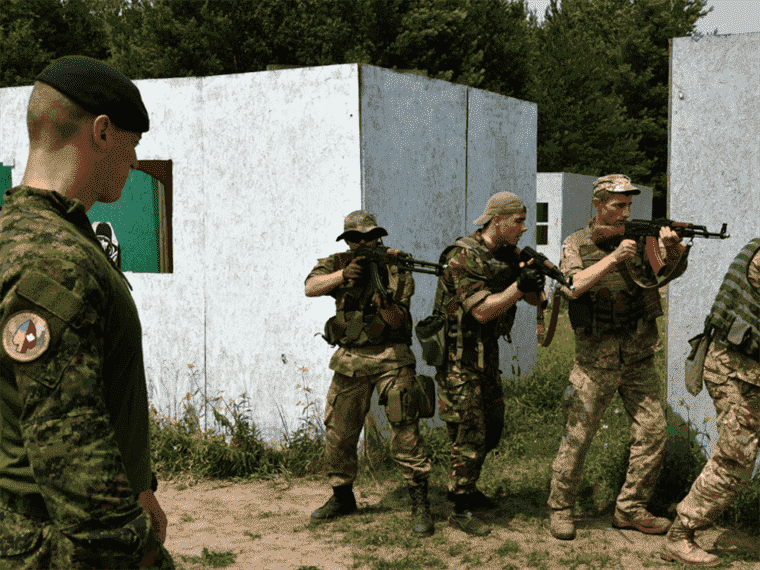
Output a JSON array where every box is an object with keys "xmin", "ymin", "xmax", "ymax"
[{"xmin": 415, "ymin": 313, "xmax": 448, "ymax": 367}]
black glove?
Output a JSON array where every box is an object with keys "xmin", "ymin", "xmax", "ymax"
[{"xmin": 516, "ymin": 267, "xmax": 545, "ymax": 294}]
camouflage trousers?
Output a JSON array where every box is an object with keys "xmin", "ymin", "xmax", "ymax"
[
  {"xmin": 0, "ymin": 505, "xmax": 175, "ymax": 569},
  {"xmin": 677, "ymin": 372, "xmax": 760, "ymax": 530},
  {"xmin": 435, "ymin": 368, "xmax": 504, "ymax": 495},
  {"xmin": 548, "ymin": 358, "xmax": 667, "ymax": 514},
  {"xmin": 324, "ymin": 365, "xmax": 431, "ymax": 488}
]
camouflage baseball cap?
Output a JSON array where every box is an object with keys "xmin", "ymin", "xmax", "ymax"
[
  {"xmin": 473, "ymin": 192, "xmax": 526, "ymax": 225},
  {"xmin": 593, "ymin": 174, "xmax": 640, "ymax": 197},
  {"xmin": 336, "ymin": 210, "xmax": 389, "ymax": 242}
]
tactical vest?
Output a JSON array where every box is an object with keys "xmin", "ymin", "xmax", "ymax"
[
  {"xmin": 324, "ymin": 252, "xmax": 413, "ymax": 348},
  {"xmin": 705, "ymin": 239, "xmax": 760, "ymax": 361},
  {"xmin": 568, "ymin": 229, "xmax": 662, "ymax": 334},
  {"xmin": 438, "ymin": 236, "xmax": 519, "ymax": 370}
]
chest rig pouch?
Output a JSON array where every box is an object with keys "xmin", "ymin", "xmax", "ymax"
[
  {"xmin": 323, "ymin": 252, "xmax": 411, "ymax": 348},
  {"xmin": 569, "ymin": 240, "xmax": 661, "ymax": 336}
]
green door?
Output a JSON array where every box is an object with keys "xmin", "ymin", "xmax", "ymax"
[{"xmin": 88, "ymin": 170, "xmax": 162, "ymax": 273}]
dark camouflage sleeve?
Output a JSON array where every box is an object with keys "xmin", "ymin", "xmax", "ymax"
[
  {"xmin": 1, "ymin": 260, "xmax": 155, "ymax": 562},
  {"xmin": 444, "ymin": 247, "xmax": 490, "ymax": 314}
]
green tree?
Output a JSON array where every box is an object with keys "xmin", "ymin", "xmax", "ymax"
[
  {"xmin": 528, "ymin": 0, "xmax": 712, "ymax": 203},
  {"xmin": 0, "ymin": 0, "xmax": 109, "ymax": 87}
]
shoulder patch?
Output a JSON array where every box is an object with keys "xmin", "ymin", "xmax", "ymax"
[
  {"xmin": 16, "ymin": 272, "xmax": 82, "ymax": 324},
  {"xmin": 3, "ymin": 311, "xmax": 50, "ymax": 362}
]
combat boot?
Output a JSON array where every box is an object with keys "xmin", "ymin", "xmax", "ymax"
[
  {"xmin": 661, "ymin": 518, "xmax": 720, "ymax": 567},
  {"xmin": 310, "ymin": 484, "xmax": 357, "ymax": 523},
  {"xmin": 408, "ymin": 479, "xmax": 434, "ymax": 537},
  {"xmin": 613, "ymin": 507, "xmax": 671, "ymax": 535},
  {"xmin": 449, "ymin": 494, "xmax": 491, "ymax": 536},
  {"xmin": 448, "ymin": 489, "xmax": 497, "ymax": 512},
  {"xmin": 549, "ymin": 508, "xmax": 576, "ymax": 540}
]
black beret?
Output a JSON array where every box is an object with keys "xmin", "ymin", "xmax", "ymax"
[{"xmin": 36, "ymin": 55, "xmax": 150, "ymax": 133}]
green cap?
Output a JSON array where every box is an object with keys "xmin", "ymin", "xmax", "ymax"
[
  {"xmin": 336, "ymin": 210, "xmax": 388, "ymax": 242},
  {"xmin": 36, "ymin": 55, "xmax": 150, "ymax": 133}
]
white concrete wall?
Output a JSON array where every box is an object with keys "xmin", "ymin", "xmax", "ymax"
[
  {"xmin": 669, "ymin": 33, "xmax": 760, "ymax": 458},
  {"xmin": 0, "ymin": 64, "xmax": 539, "ymax": 445}
]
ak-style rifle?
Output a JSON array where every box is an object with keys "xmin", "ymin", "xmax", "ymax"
[{"xmin": 593, "ymin": 218, "xmax": 730, "ymax": 277}]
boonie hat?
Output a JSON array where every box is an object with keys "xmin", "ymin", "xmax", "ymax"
[
  {"xmin": 593, "ymin": 174, "xmax": 640, "ymax": 197},
  {"xmin": 36, "ymin": 55, "xmax": 150, "ymax": 133},
  {"xmin": 336, "ymin": 210, "xmax": 389, "ymax": 242},
  {"xmin": 473, "ymin": 192, "xmax": 526, "ymax": 225}
]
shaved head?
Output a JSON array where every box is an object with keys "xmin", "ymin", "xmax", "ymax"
[{"xmin": 26, "ymin": 82, "xmax": 94, "ymax": 148}]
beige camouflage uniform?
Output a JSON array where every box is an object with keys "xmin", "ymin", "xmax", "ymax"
[
  {"xmin": 307, "ymin": 253, "xmax": 430, "ymax": 487},
  {"xmin": 549, "ymin": 221, "xmax": 687, "ymax": 516},
  {"xmin": 675, "ymin": 247, "xmax": 760, "ymax": 530}
]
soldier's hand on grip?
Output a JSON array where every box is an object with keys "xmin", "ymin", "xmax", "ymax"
[
  {"xmin": 613, "ymin": 239, "xmax": 637, "ymax": 263},
  {"xmin": 516, "ymin": 267, "xmax": 545, "ymax": 294},
  {"xmin": 343, "ymin": 257, "xmax": 364, "ymax": 280}
]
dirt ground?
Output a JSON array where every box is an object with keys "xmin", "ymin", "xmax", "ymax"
[{"xmin": 156, "ymin": 476, "xmax": 760, "ymax": 570}]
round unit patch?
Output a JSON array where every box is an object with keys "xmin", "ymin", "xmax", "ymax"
[{"xmin": 3, "ymin": 312, "xmax": 50, "ymax": 362}]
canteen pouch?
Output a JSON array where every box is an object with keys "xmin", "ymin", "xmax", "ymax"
[
  {"xmin": 322, "ymin": 316, "xmax": 344, "ymax": 347},
  {"xmin": 685, "ymin": 331, "xmax": 711, "ymax": 397},
  {"xmin": 415, "ymin": 313, "xmax": 447, "ymax": 367}
]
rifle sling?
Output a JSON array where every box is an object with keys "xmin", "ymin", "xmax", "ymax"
[
  {"xmin": 623, "ymin": 242, "xmax": 691, "ymax": 290},
  {"xmin": 540, "ymin": 286, "xmax": 562, "ymax": 347}
]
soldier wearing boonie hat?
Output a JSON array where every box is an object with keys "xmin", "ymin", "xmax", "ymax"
[
  {"xmin": 306, "ymin": 210, "xmax": 433, "ymax": 536},
  {"xmin": 0, "ymin": 56, "xmax": 174, "ymax": 568},
  {"xmin": 335, "ymin": 210, "xmax": 389, "ymax": 242},
  {"xmin": 433, "ymin": 192, "xmax": 545, "ymax": 536},
  {"xmin": 547, "ymin": 174, "xmax": 688, "ymax": 542}
]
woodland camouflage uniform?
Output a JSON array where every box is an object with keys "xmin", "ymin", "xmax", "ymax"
[
  {"xmin": 435, "ymin": 230, "xmax": 515, "ymax": 497},
  {"xmin": 0, "ymin": 188, "xmax": 172, "ymax": 569}
]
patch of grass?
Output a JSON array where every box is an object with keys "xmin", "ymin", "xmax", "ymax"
[
  {"xmin": 447, "ymin": 542, "xmax": 466, "ymax": 557},
  {"xmin": 177, "ymin": 547, "xmax": 236, "ymax": 568},
  {"xmin": 243, "ymin": 530, "xmax": 261, "ymax": 540},
  {"xmin": 560, "ymin": 551, "xmax": 616, "ymax": 570},
  {"xmin": 496, "ymin": 539, "xmax": 520, "ymax": 557},
  {"xmin": 525, "ymin": 549, "xmax": 550, "ymax": 569}
]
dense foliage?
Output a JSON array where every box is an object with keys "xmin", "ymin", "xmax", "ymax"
[{"xmin": 1, "ymin": 0, "xmax": 713, "ymax": 206}]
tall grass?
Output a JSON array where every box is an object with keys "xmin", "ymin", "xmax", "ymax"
[{"xmin": 147, "ymin": 296, "xmax": 760, "ymax": 532}]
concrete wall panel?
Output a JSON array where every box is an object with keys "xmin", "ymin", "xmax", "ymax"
[
  {"xmin": 359, "ymin": 65, "xmax": 467, "ymax": 433},
  {"xmin": 201, "ymin": 66, "xmax": 362, "ymax": 440},
  {"xmin": 669, "ymin": 34, "xmax": 760, "ymax": 455},
  {"xmin": 0, "ymin": 86, "xmax": 32, "ymax": 178},
  {"xmin": 468, "ymin": 89, "xmax": 538, "ymax": 379}
]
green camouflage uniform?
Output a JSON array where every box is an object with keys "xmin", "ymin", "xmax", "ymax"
[
  {"xmin": 435, "ymin": 230, "xmax": 515, "ymax": 495},
  {"xmin": 548, "ymin": 222, "xmax": 687, "ymax": 516},
  {"xmin": 0, "ymin": 187, "xmax": 173, "ymax": 569},
  {"xmin": 676, "ymin": 244, "xmax": 760, "ymax": 530},
  {"xmin": 307, "ymin": 251, "xmax": 430, "ymax": 487}
]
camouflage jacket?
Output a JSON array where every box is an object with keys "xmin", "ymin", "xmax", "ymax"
[
  {"xmin": 437, "ymin": 230, "xmax": 520, "ymax": 377},
  {"xmin": 560, "ymin": 221, "xmax": 686, "ymax": 369},
  {"xmin": 306, "ymin": 250, "xmax": 415, "ymax": 377},
  {"xmin": 705, "ymin": 247, "xmax": 760, "ymax": 387},
  {"xmin": 0, "ymin": 187, "xmax": 156, "ymax": 563}
]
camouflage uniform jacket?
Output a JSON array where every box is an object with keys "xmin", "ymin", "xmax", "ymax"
[
  {"xmin": 705, "ymin": 247, "xmax": 760, "ymax": 387},
  {"xmin": 0, "ymin": 187, "xmax": 156, "ymax": 560},
  {"xmin": 437, "ymin": 230, "xmax": 520, "ymax": 377},
  {"xmin": 306, "ymin": 250, "xmax": 415, "ymax": 377},
  {"xmin": 560, "ymin": 221, "xmax": 687, "ymax": 370}
]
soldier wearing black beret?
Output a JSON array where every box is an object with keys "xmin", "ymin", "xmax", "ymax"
[{"xmin": 0, "ymin": 56, "xmax": 174, "ymax": 568}]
